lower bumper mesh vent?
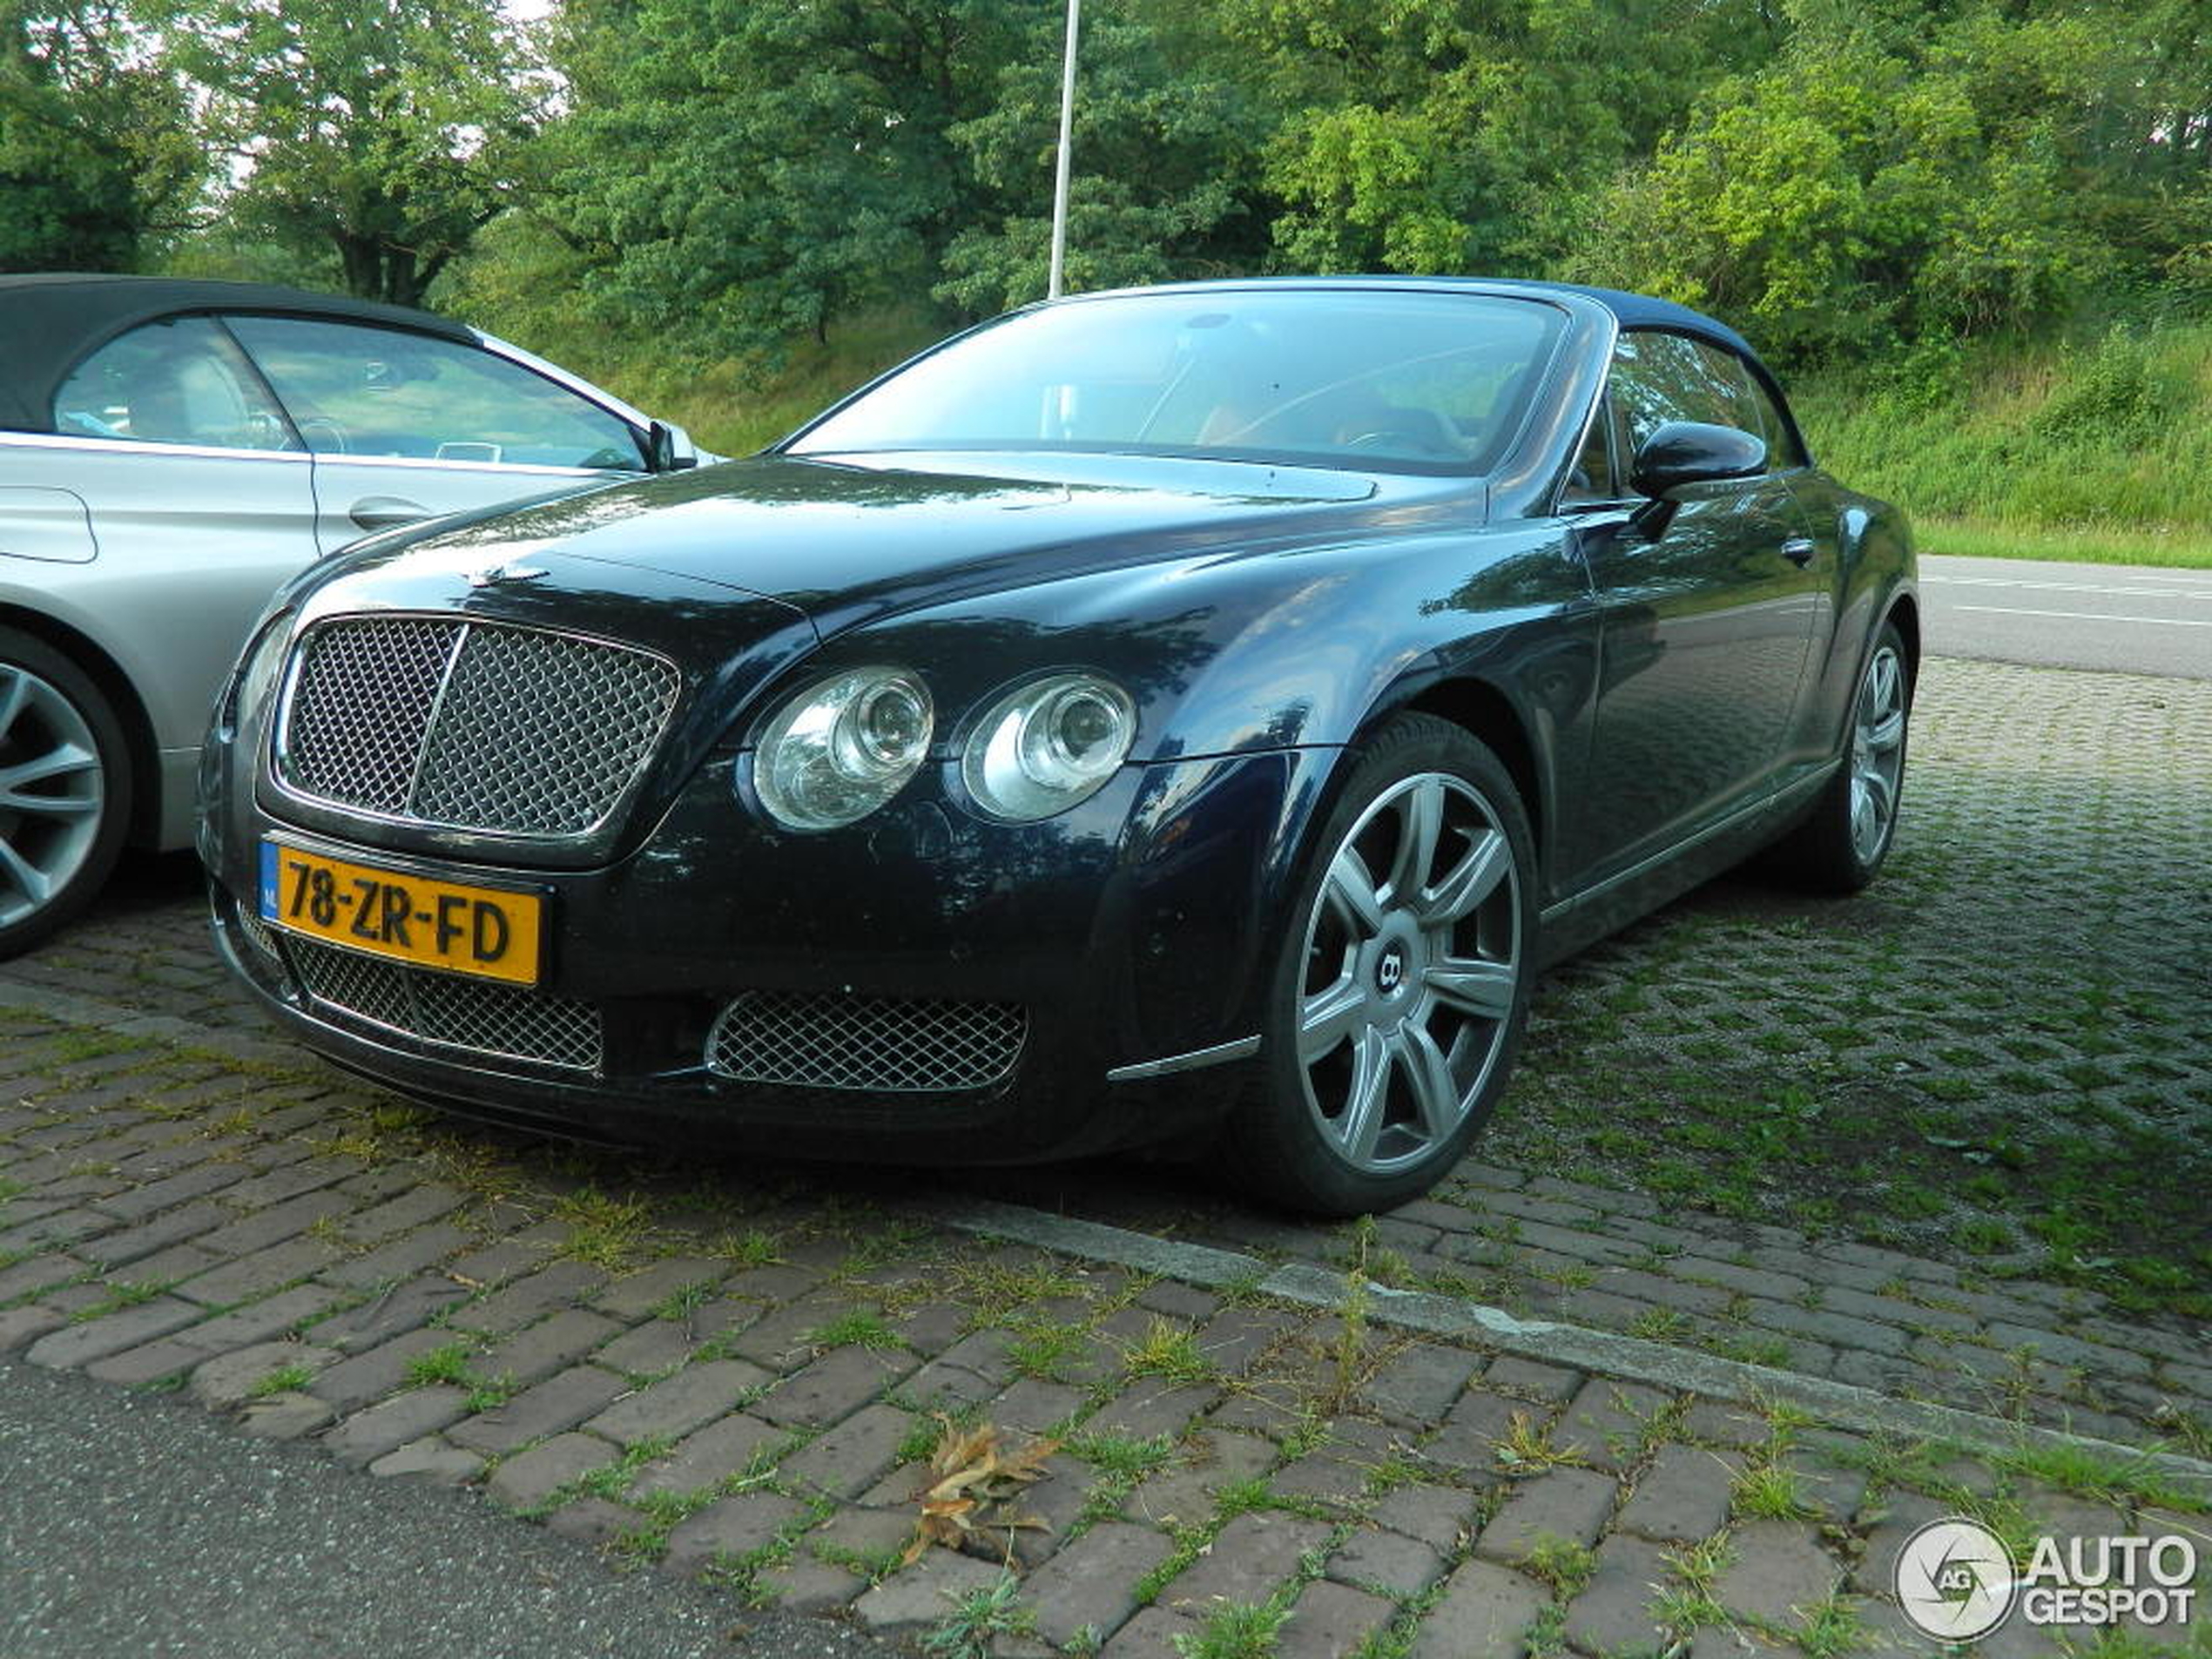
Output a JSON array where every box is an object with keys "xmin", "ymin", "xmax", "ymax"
[
  {"xmin": 235, "ymin": 908, "xmax": 284, "ymax": 964},
  {"xmin": 285, "ymin": 935, "xmax": 603, "ymax": 1074},
  {"xmin": 707, "ymin": 990, "xmax": 1026, "ymax": 1092}
]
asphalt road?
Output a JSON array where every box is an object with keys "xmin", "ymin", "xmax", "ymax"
[
  {"xmin": 1920, "ymin": 554, "xmax": 2212, "ymax": 678},
  {"xmin": 0, "ymin": 1354, "xmax": 900, "ymax": 1659}
]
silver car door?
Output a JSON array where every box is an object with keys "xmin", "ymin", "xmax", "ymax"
[{"xmin": 221, "ymin": 314, "xmax": 649, "ymax": 550}]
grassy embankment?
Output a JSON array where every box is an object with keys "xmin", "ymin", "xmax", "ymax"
[
  {"xmin": 1794, "ymin": 320, "xmax": 2212, "ymax": 569},
  {"xmin": 541, "ymin": 306, "xmax": 2212, "ymax": 570}
]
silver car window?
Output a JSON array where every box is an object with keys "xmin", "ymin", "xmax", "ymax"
[
  {"xmin": 53, "ymin": 316, "xmax": 300, "ymax": 451},
  {"xmin": 225, "ymin": 315, "xmax": 645, "ymax": 470}
]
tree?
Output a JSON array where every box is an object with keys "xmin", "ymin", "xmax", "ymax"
[
  {"xmin": 0, "ymin": 0, "xmax": 201, "ymax": 271},
  {"xmin": 937, "ymin": 3, "xmax": 1266, "ymax": 313},
  {"xmin": 1566, "ymin": 4, "xmax": 2122, "ymax": 359},
  {"xmin": 1222, "ymin": 0, "xmax": 1782, "ymax": 278},
  {"xmin": 536, "ymin": 0, "xmax": 1036, "ymax": 353},
  {"xmin": 158, "ymin": 0, "xmax": 548, "ymax": 305}
]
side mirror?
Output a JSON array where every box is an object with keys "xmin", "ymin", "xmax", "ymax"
[
  {"xmin": 1626, "ymin": 421, "xmax": 1765, "ymax": 536},
  {"xmin": 645, "ymin": 420, "xmax": 699, "ymax": 473}
]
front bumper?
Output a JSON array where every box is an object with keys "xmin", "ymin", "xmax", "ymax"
[{"xmin": 205, "ymin": 746, "xmax": 1337, "ymax": 1164}]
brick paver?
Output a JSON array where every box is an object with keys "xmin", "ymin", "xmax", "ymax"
[{"xmin": 1, "ymin": 654, "xmax": 2207, "ymax": 1656}]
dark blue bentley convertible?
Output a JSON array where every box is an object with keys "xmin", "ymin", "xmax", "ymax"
[{"xmin": 201, "ymin": 279, "xmax": 1915, "ymax": 1214}]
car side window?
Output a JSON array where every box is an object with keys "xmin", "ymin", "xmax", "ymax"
[
  {"xmin": 1691, "ymin": 340, "xmax": 1810, "ymax": 471},
  {"xmin": 1607, "ymin": 331, "xmax": 1728, "ymax": 455},
  {"xmin": 224, "ymin": 315, "xmax": 646, "ymax": 470},
  {"xmin": 1735, "ymin": 360, "xmax": 1809, "ymax": 469},
  {"xmin": 52, "ymin": 316, "xmax": 300, "ymax": 452},
  {"xmin": 1560, "ymin": 396, "xmax": 1619, "ymax": 505}
]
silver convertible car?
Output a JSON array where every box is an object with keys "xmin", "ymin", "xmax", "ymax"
[{"xmin": 0, "ymin": 274, "xmax": 709, "ymax": 954}]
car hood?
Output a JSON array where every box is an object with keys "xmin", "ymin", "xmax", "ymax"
[{"xmin": 374, "ymin": 452, "xmax": 1412, "ymax": 637}]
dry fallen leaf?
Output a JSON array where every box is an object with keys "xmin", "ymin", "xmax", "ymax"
[{"xmin": 903, "ymin": 1413, "xmax": 1061, "ymax": 1564}]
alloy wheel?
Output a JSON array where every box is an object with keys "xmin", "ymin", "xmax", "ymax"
[
  {"xmin": 0, "ymin": 664, "xmax": 106, "ymax": 929},
  {"xmin": 1294, "ymin": 771, "xmax": 1522, "ymax": 1174},
  {"xmin": 1848, "ymin": 643, "xmax": 1906, "ymax": 865}
]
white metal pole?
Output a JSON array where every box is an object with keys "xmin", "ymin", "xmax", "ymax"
[{"xmin": 1046, "ymin": 0, "xmax": 1081, "ymax": 300}]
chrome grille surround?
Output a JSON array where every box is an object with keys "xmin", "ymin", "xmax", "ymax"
[
  {"xmin": 275, "ymin": 616, "xmax": 680, "ymax": 839},
  {"xmin": 284, "ymin": 934, "xmax": 604, "ymax": 1074},
  {"xmin": 707, "ymin": 990, "xmax": 1028, "ymax": 1092}
]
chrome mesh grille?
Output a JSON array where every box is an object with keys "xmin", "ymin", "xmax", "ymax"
[
  {"xmin": 284, "ymin": 618, "xmax": 457, "ymax": 814},
  {"xmin": 411, "ymin": 629, "xmax": 679, "ymax": 833},
  {"xmin": 286, "ymin": 935, "xmax": 603, "ymax": 1073},
  {"xmin": 707, "ymin": 990, "xmax": 1027, "ymax": 1092},
  {"xmin": 279, "ymin": 617, "xmax": 679, "ymax": 837}
]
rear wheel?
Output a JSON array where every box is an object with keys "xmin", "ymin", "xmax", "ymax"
[
  {"xmin": 0, "ymin": 628, "xmax": 130, "ymax": 958},
  {"xmin": 1225, "ymin": 714, "xmax": 1535, "ymax": 1216},
  {"xmin": 1768, "ymin": 621, "xmax": 1911, "ymax": 893}
]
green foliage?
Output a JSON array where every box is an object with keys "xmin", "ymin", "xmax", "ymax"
[
  {"xmin": 1570, "ymin": 1, "xmax": 2212, "ymax": 363},
  {"xmin": 1230, "ymin": 0, "xmax": 1776, "ymax": 278},
  {"xmin": 806, "ymin": 1307, "xmax": 905, "ymax": 1352},
  {"xmin": 1518, "ymin": 1532, "xmax": 1598, "ymax": 1597},
  {"xmin": 84, "ymin": 0, "xmax": 2212, "ymax": 576},
  {"xmin": 938, "ymin": 3, "xmax": 1263, "ymax": 314},
  {"xmin": 0, "ymin": 91, "xmax": 137, "ymax": 271},
  {"xmin": 2031, "ymin": 327, "xmax": 2169, "ymax": 443},
  {"xmin": 1794, "ymin": 319, "xmax": 2212, "ymax": 552},
  {"xmin": 402, "ymin": 1341, "xmax": 476, "ymax": 1388},
  {"xmin": 151, "ymin": 0, "xmax": 546, "ymax": 303},
  {"xmin": 246, "ymin": 1363, "xmax": 314, "ymax": 1398},
  {"xmin": 920, "ymin": 1568, "xmax": 1032, "ymax": 1659},
  {"xmin": 0, "ymin": 0, "xmax": 203, "ymax": 271},
  {"xmin": 1172, "ymin": 1599, "xmax": 1291, "ymax": 1659},
  {"xmin": 535, "ymin": 0, "xmax": 1028, "ymax": 355}
]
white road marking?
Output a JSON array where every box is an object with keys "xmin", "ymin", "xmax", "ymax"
[
  {"xmin": 1952, "ymin": 604, "xmax": 2212, "ymax": 628},
  {"xmin": 1925, "ymin": 576, "xmax": 2212, "ymax": 599}
]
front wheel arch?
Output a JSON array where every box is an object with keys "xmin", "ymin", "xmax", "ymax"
[
  {"xmin": 1362, "ymin": 672, "xmax": 1547, "ymax": 882},
  {"xmin": 0, "ymin": 605, "xmax": 159, "ymax": 848},
  {"xmin": 1883, "ymin": 592, "xmax": 1921, "ymax": 689}
]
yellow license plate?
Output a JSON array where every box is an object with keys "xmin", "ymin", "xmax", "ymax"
[{"xmin": 259, "ymin": 841, "xmax": 543, "ymax": 987}]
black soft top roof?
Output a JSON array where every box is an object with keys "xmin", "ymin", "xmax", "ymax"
[{"xmin": 0, "ymin": 273, "xmax": 474, "ymax": 433}]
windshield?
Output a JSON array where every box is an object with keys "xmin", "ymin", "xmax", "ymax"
[{"xmin": 788, "ymin": 289, "xmax": 1566, "ymax": 475}]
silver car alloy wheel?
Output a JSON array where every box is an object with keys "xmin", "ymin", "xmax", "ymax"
[
  {"xmin": 1294, "ymin": 771, "xmax": 1522, "ymax": 1174},
  {"xmin": 1848, "ymin": 642, "xmax": 1906, "ymax": 865},
  {"xmin": 0, "ymin": 664, "xmax": 106, "ymax": 929}
]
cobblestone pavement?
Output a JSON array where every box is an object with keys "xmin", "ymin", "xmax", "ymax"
[
  {"xmin": 1, "ymin": 1008, "xmax": 2205, "ymax": 1657},
  {"xmin": 1, "ymin": 656, "xmax": 2207, "ymax": 1657}
]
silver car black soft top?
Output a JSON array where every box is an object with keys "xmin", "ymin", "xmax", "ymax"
[{"xmin": 0, "ymin": 273, "xmax": 477, "ymax": 435}]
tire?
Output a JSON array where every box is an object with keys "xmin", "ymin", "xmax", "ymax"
[
  {"xmin": 1224, "ymin": 713, "xmax": 1537, "ymax": 1216},
  {"xmin": 0, "ymin": 627, "xmax": 132, "ymax": 958},
  {"xmin": 1767, "ymin": 621, "xmax": 1912, "ymax": 894}
]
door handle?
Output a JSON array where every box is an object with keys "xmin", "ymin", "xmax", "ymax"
[
  {"xmin": 1779, "ymin": 536, "xmax": 1817, "ymax": 567},
  {"xmin": 350, "ymin": 496, "xmax": 428, "ymax": 532}
]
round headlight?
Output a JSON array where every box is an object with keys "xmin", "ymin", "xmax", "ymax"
[
  {"xmin": 753, "ymin": 666, "xmax": 934, "ymax": 831},
  {"xmin": 961, "ymin": 672, "xmax": 1138, "ymax": 822}
]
